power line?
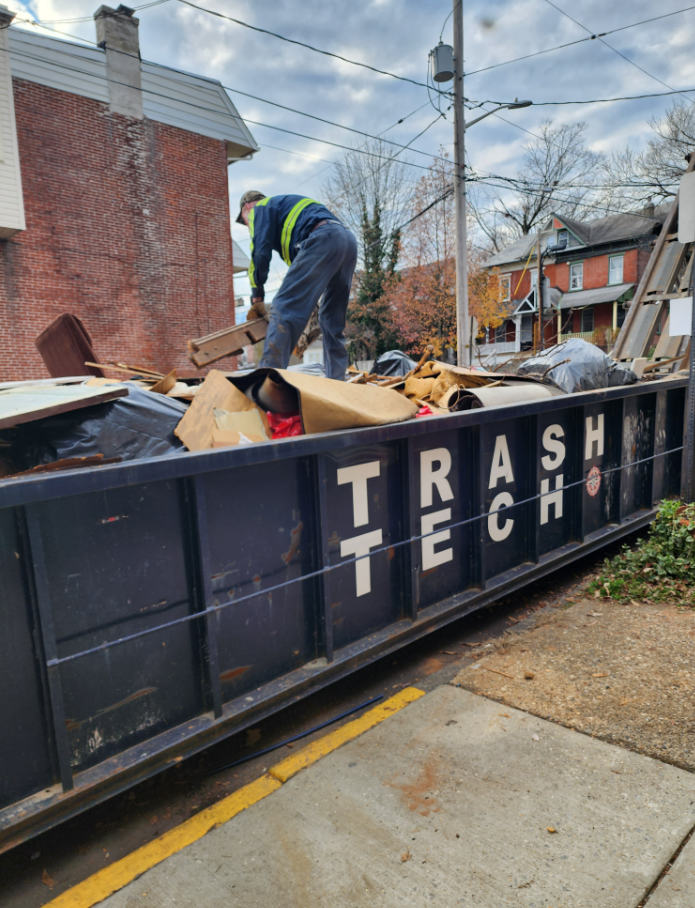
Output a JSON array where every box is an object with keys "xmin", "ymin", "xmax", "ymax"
[
  {"xmin": 8, "ymin": 22, "xmax": 456, "ymax": 170},
  {"xmin": 222, "ymin": 83, "xmax": 452, "ymax": 164},
  {"xmin": 541, "ymin": 0, "xmax": 694, "ymax": 106},
  {"xmin": 288, "ymin": 100, "xmax": 434, "ymax": 191},
  {"xmin": 2, "ymin": 43, "xmax": 444, "ymax": 176},
  {"xmin": 470, "ymin": 174, "xmax": 667, "ymax": 221},
  {"xmin": 464, "ymin": 3, "xmax": 695, "ymax": 78},
  {"xmin": 175, "ymin": 0, "xmax": 449, "ymax": 95}
]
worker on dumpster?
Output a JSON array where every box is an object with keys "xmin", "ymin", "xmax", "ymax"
[{"xmin": 236, "ymin": 191, "xmax": 358, "ymax": 381}]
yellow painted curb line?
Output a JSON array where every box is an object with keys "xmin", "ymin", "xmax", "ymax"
[
  {"xmin": 44, "ymin": 774, "xmax": 280, "ymax": 908},
  {"xmin": 44, "ymin": 686, "xmax": 425, "ymax": 908},
  {"xmin": 269, "ymin": 686, "xmax": 425, "ymax": 782}
]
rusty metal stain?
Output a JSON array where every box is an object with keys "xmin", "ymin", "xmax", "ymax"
[
  {"xmin": 100, "ymin": 514, "xmax": 129, "ymax": 525},
  {"xmin": 387, "ymin": 546, "xmax": 395, "ymax": 560},
  {"xmin": 64, "ymin": 687, "xmax": 158, "ymax": 730},
  {"xmin": 281, "ymin": 521, "xmax": 304, "ymax": 565},
  {"xmin": 331, "ymin": 601, "xmax": 343, "ymax": 610},
  {"xmin": 94, "ymin": 687, "xmax": 157, "ymax": 719},
  {"xmin": 220, "ymin": 665, "xmax": 251, "ymax": 682},
  {"xmin": 139, "ymin": 600, "xmax": 167, "ymax": 614}
]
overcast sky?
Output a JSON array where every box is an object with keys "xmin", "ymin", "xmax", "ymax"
[{"xmin": 11, "ymin": 0, "xmax": 695, "ymax": 300}]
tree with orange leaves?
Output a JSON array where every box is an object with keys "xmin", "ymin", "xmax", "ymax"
[{"xmin": 385, "ymin": 153, "xmax": 506, "ymax": 358}]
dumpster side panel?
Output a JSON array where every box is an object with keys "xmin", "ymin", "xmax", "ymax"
[
  {"xmin": 319, "ymin": 443, "xmax": 407, "ymax": 650},
  {"xmin": 202, "ymin": 458, "xmax": 321, "ymax": 701},
  {"xmin": 32, "ymin": 481, "xmax": 204, "ymax": 773},
  {"xmin": 408, "ymin": 427, "xmax": 478, "ymax": 611},
  {"xmin": 482, "ymin": 418, "xmax": 534, "ymax": 581},
  {"xmin": 0, "ymin": 508, "xmax": 56, "ymax": 809}
]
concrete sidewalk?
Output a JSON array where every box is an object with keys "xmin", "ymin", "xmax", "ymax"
[{"xmin": 99, "ymin": 686, "xmax": 695, "ymax": 907}]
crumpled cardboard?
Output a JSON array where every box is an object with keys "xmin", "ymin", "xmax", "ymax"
[
  {"xmin": 228, "ymin": 368, "xmax": 419, "ymax": 435},
  {"xmin": 174, "ymin": 370, "xmax": 271, "ymax": 451},
  {"xmin": 211, "ymin": 408, "xmax": 268, "ymax": 447}
]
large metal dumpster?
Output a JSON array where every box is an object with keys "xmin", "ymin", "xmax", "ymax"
[{"xmin": 0, "ymin": 377, "xmax": 687, "ymax": 852}]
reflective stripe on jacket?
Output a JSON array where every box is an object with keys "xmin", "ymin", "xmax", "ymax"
[{"xmin": 247, "ymin": 195, "xmax": 337, "ymax": 299}]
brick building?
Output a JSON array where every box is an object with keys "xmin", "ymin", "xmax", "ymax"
[
  {"xmin": 0, "ymin": 5, "xmax": 257, "ymax": 381},
  {"xmin": 479, "ymin": 205, "xmax": 666, "ymax": 365}
]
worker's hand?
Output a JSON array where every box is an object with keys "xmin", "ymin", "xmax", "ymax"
[{"xmin": 248, "ymin": 298, "xmax": 268, "ymax": 320}]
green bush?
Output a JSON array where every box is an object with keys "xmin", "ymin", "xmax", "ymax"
[{"xmin": 587, "ymin": 499, "xmax": 695, "ymax": 603}]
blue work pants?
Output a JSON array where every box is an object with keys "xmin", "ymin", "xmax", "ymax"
[{"xmin": 259, "ymin": 221, "xmax": 358, "ymax": 380}]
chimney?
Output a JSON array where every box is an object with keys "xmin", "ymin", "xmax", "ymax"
[{"xmin": 94, "ymin": 5, "xmax": 143, "ymax": 119}]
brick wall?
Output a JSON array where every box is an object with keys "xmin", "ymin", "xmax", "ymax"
[{"xmin": 0, "ymin": 79, "xmax": 236, "ymax": 381}]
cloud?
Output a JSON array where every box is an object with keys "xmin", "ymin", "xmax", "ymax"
[{"xmin": 9, "ymin": 0, "xmax": 695, "ymax": 299}]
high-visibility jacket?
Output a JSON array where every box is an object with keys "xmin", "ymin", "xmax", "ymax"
[{"xmin": 248, "ymin": 195, "xmax": 338, "ymax": 299}]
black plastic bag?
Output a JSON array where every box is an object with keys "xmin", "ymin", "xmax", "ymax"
[
  {"xmin": 517, "ymin": 339, "xmax": 637, "ymax": 394},
  {"xmin": 16, "ymin": 384, "xmax": 188, "ymax": 469},
  {"xmin": 373, "ymin": 350, "xmax": 418, "ymax": 377}
]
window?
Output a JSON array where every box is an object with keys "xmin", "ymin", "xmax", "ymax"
[
  {"xmin": 569, "ymin": 261, "xmax": 583, "ymax": 291},
  {"xmin": 530, "ymin": 270, "xmax": 537, "ymax": 288},
  {"xmin": 557, "ymin": 229, "xmax": 568, "ymax": 247},
  {"xmin": 581, "ymin": 307, "xmax": 594, "ymax": 333},
  {"xmin": 617, "ymin": 305, "xmax": 626, "ymax": 328},
  {"xmin": 500, "ymin": 274, "xmax": 511, "ymax": 302},
  {"xmin": 495, "ymin": 322, "xmax": 507, "ymax": 342},
  {"xmin": 608, "ymin": 255, "xmax": 624, "ymax": 285}
]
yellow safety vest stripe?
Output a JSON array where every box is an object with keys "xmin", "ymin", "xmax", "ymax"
[
  {"xmin": 280, "ymin": 198, "xmax": 319, "ymax": 265},
  {"xmin": 248, "ymin": 197, "xmax": 271, "ymax": 289}
]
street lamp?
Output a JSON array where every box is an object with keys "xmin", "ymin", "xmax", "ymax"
[{"xmin": 432, "ymin": 34, "xmax": 532, "ymax": 366}]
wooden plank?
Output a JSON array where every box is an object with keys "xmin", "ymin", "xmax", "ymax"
[
  {"xmin": 619, "ymin": 302, "xmax": 663, "ymax": 360},
  {"xmin": 653, "ymin": 316, "xmax": 687, "ymax": 360},
  {"xmin": 645, "ymin": 236, "xmax": 686, "ymax": 297},
  {"xmin": 0, "ymin": 385, "xmax": 128, "ymax": 430},
  {"xmin": 187, "ymin": 318, "xmax": 268, "ymax": 369},
  {"xmin": 612, "ymin": 153, "xmax": 695, "ymax": 360}
]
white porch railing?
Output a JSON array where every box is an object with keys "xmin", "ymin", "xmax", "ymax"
[
  {"xmin": 558, "ymin": 331, "xmax": 595, "ymax": 343},
  {"xmin": 558, "ymin": 329, "xmax": 617, "ymax": 348},
  {"xmin": 477, "ymin": 341, "xmax": 516, "ymax": 356}
]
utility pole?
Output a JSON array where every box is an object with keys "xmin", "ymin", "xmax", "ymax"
[
  {"xmin": 453, "ymin": 0, "xmax": 469, "ymax": 367},
  {"xmin": 432, "ymin": 31, "xmax": 530, "ymax": 369},
  {"xmin": 533, "ymin": 231, "xmax": 543, "ymax": 353}
]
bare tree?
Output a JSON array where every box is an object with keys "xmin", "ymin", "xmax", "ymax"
[
  {"xmin": 322, "ymin": 138, "xmax": 416, "ymax": 265},
  {"xmin": 322, "ymin": 138, "xmax": 416, "ymax": 359},
  {"xmin": 600, "ymin": 101, "xmax": 695, "ymax": 208},
  {"xmin": 469, "ymin": 120, "xmax": 604, "ymax": 245}
]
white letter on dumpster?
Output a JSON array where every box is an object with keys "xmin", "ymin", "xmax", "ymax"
[
  {"xmin": 421, "ymin": 508, "xmax": 453, "ymax": 570},
  {"xmin": 489, "ymin": 435, "xmax": 514, "ymax": 489},
  {"xmin": 584, "ymin": 414, "xmax": 604, "ymax": 460},
  {"xmin": 340, "ymin": 529, "xmax": 383, "ymax": 597},
  {"xmin": 337, "ymin": 461, "xmax": 380, "ymax": 527},
  {"xmin": 420, "ymin": 448, "xmax": 454, "ymax": 508},
  {"xmin": 488, "ymin": 491, "xmax": 514, "ymax": 542},
  {"xmin": 540, "ymin": 474, "xmax": 564, "ymax": 525},
  {"xmin": 541, "ymin": 424, "xmax": 565, "ymax": 470}
]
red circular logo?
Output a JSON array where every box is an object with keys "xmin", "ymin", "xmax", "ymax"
[{"xmin": 586, "ymin": 465, "xmax": 601, "ymax": 497}]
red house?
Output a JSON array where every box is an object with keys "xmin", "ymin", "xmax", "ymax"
[
  {"xmin": 479, "ymin": 206, "xmax": 666, "ymax": 365},
  {"xmin": 0, "ymin": 5, "xmax": 258, "ymax": 381}
]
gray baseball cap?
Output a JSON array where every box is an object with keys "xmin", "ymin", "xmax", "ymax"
[{"xmin": 236, "ymin": 190, "xmax": 266, "ymax": 224}]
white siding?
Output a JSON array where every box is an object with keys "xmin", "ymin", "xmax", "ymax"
[
  {"xmin": 8, "ymin": 28, "xmax": 258, "ymax": 157},
  {"xmin": 8, "ymin": 29, "xmax": 109, "ymax": 104},
  {"xmin": 232, "ymin": 239, "xmax": 250, "ymax": 273},
  {"xmin": 0, "ymin": 23, "xmax": 25, "ymax": 237},
  {"xmin": 142, "ymin": 63, "xmax": 258, "ymax": 157}
]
